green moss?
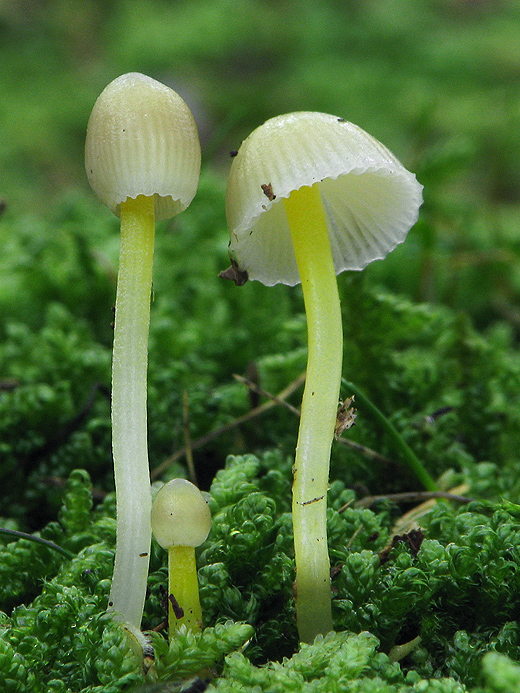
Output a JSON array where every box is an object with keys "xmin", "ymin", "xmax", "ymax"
[{"xmin": 2, "ymin": 2, "xmax": 520, "ymax": 688}]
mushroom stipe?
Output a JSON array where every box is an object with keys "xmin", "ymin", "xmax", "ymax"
[
  {"xmin": 284, "ymin": 183, "xmax": 343, "ymax": 641},
  {"xmin": 108, "ymin": 194, "xmax": 156, "ymax": 629}
]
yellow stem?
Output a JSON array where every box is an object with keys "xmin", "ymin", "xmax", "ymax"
[
  {"xmin": 109, "ymin": 195, "xmax": 155, "ymax": 629},
  {"xmin": 168, "ymin": 545, "xmax": 202, "ymax": 636},
  {"xmin": 284, "ymin": 184, "xmax": 343, "ymax": 643}
]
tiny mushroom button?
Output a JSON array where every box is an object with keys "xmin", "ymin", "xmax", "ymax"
[
  {"xmin": 151, "ymin": 479, "xmax": 211, "ymax": 636},
  {"xmin": 224, "ymin": 111, "xmax": 423, "ymax": 644}
]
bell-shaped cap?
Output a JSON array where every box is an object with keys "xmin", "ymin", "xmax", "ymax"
[
  {"xmin": 225, "ymin": 112, "xmax": 423, "ymax": 286},
  {"xmin": 85, "ymin": 72, "xmax": 201, "ymax": 220},
  {"xmin": 151, "ymin": 478, "xmax": 211, "ymax": 549}
]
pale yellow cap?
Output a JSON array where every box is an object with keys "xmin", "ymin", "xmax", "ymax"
[
  {"xmin": 151, "ymin": 479, "xmax": 211, "ymax": 549},
  {"xmin": 225, "ymin": 112, "xmax": 423, "ymax": 286},
  {"xmin": 85, "ymin": 72, "xmax": 201, "ymax": 220}
]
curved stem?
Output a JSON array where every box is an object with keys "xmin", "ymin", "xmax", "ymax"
[
  {"xmin": 168, "ymin": 545, "xmax": 202, "ymax": 636},
  {"xmin": 284, "ymin": 184, "xmax": 343, "ymax": 643},
  {"xmin": 109, "ymin": 195, "xmax": 155, "ymax": 629}
]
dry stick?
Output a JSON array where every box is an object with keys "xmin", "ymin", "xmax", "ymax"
[
  {"xmin": 235, "ymin": 374, "xmax": 393, "ymax": 466},
  {"xmin": 150, "ymin": 373, "xmax": 306, "ymax": 480},
  {"xmin": 152, "ymin": 372, "xmax": 394, "ymax": 482},
  {"xmin": 351, "ymin": 490, "xmax": 473, "ymax": 511},
  {"xmin": 342, "ymin": 379, "xmax": 437, "ymax": 492},
  {"xmin": 0, "ymin": 528, "xmax": 74, "ymax": 559},
  {"xmin": 337, "ymin": 439, "xmax": 393, "ymax": 466},
  {"xmin": 230, "ymin": 379, "xmax": 474, "ymax": 511},
  {"xmin": 233, "ymin": 374, "xmax": 301, "ymax": 416}
]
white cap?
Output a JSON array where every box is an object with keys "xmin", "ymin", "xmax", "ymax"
[
  {"xmin": 225, "ymin": 112, "xmax": 423, "ymax": 286},
  {"xmin": 85, "ymin": 72, "xmax": 201, "ymax": 220},
  {"xmin": 151, "ymin": 478, "xmax": 211, "ymax": 549}
]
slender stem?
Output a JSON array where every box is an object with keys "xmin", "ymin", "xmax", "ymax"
[
  {"xmin": 167, "ymin": 545, "xmax": 202, "ymax": 637},
  {"xmin": 284, "ymin": 184, "xmax": 343, "ymax": 643},
  {"xmin": 342, "ymin": 379, "xmax": 438, "ymax": 492},
  {"xmin": 109, "ymin": 195, "xmax": 155, "ymax": 629}
]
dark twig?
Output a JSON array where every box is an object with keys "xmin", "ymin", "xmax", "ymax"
[
  {"xmin": 151, "ymin": 373, "xmax": 306, "ymax": 480},
  {"xmin": 336, "ymin": 439, "xmax": 394, "ymax": 465},
  {"xmin": 0, "ymin": 527, "xmax": 74, "ymax": 559},
  {"xmin": 236, "ymin": 374, "xmax": 395, "ymax": 465},
  {"xmin": 233, "ymin": 374, "xmax": 301, "ymax": 416},
  {"xmin": 352, "ymin": 490, "xmax": 473, "ymax": 511}
]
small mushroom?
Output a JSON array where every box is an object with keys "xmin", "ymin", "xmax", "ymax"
[
  {"xmin": 225, "ymin": 111, "xmax": 422, "ymax": 643},
  {"xmin": 151, "ymin": 479, "xmax": 211, "ymax": 636},
  {"xmin": 85, "ymin": 72, "xmax": 201, "ymax": 629}
]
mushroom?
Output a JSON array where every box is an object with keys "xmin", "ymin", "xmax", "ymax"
[
  {"xmin": 224, "ymin": 111, "xmax": 423, "ymax": 643},
  {"xmin": 85, "ymin": 72, "xmax": 201, "ymax": 629},
  {"xmin": 151, "ymin": 479, "xmax": 211, "ymax": 635}
]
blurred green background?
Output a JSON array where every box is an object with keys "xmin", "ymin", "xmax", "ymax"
[{"xmin": 1, "ymin": 0, "xmax": 520, "ymax": 326}]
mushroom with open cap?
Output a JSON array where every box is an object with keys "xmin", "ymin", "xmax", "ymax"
[
  {"xmin": 85, "ymin": 72, "xmax": 201, "ymax": 630},
  {"xmin": 151, "ymin": 479, "xmax": 211, "ymax": 635},
  {"xmin": 224, "ymin": 111, "xmax": 423, "ymax": 643}
]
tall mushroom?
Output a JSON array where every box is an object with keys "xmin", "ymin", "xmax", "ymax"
[
  {"xmin": 223, "ymin": 112, "xmax": 423, "ymax": 643},
  {"xmin": 85, "ymin": 73, "xmax": 201, "ymax": 629}
]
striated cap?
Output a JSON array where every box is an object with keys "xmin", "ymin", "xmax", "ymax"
[
  {"xmin": 85, "ymin": 72, "xmax": 201, "ymax": 220},
  {"xmin": 225, "ymin": 112, "xmax": 423, "ymax": 286},
  {"xmin": 151, "ymin": 478, "xmax": 211, "ymax": 549}
]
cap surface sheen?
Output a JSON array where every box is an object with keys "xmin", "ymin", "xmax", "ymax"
[
  {"xmin": 151, "ymin": 478, "xmax": 211, "ymax": 549},
  {"xmin": 85, "ymin": 72, "xmax": 201, "ymax": 220},
  {"xmin": 225, "ymin": 112, "xmax": 423, "ymax": 286}
]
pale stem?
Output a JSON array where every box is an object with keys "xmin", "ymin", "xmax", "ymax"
[
  {"xmin": 109, "ymin": 194, "xmax": 155, "ymax": 629},
  {"xmin": 284, "ymin": 184, "xmax": 343, "ymax": 644},
  {"xmin": 168, "ymin": 545, "xmax": 202, "ymax": 637}
]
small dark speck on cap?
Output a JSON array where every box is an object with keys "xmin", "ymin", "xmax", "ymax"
[{"xmin": 230, "ymin": 150, "xmax": 238, "ymax": 157}]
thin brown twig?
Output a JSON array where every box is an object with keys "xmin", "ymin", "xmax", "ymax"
[
  {"xmin": 150, "ymin": 373, "xmax": 306, "ymax": 480},
  {"xmin": 152, "ymin": 371, "xmax": 399, "ymax": 481},
  {"xmin": 336, "ymin": 439, "xmax": 393, "ymax": 465},
  {"xmin": 236, "ymin": 374, "xmax": 395, "ymax": 465},
  {"xmin": 352, "ymin": 490, "xmax": 473, "ymax": 511},
  {"xmin": 233, "ymin": 374, "xmax": 301, "ymax": 416}
]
